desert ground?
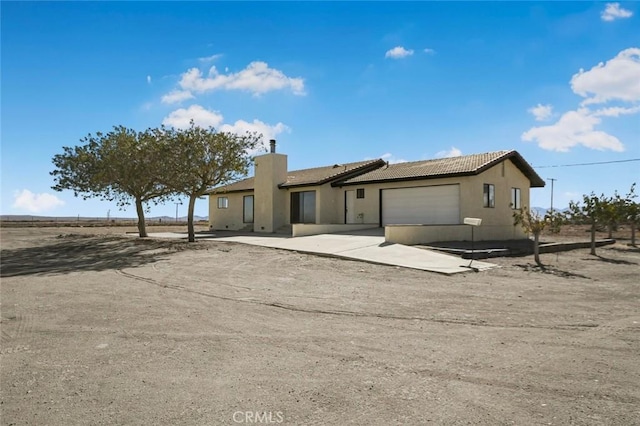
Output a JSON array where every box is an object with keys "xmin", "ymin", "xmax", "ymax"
[{"xmin": 1, "ymin": 225, "xmax": 639, "ymax": 425}]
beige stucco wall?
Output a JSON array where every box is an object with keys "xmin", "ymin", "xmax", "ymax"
[
  {"xmin": 459, "ymin": 159, "xmax": 531, "ymax": 227},
  {"xmin": 335, "ymin": 158, "xmax": 532, "ymax": 228},
  {"xmin": 284, "ymin": 183, "xmax": 340, "ymax": 225},
  {"xmin": 254, "ymin": 153, "xmax": 287, "ymax": 233},
  {"xmin": 208, "ymin": 158, "xmax": 535, "ymax": 239},
  {"xmin": 210, "ymin": 183, "xmax": 340, "ymax": 231},
  {"xmin": 292, "ymin": 223, "xmax": 380, "ymax": 237},
  {"xmin": 385, "ymin": 224, "xmax": 526, "ymax": 245},
  {"xmin": 208, "ymin": 191, "xmax": 254, "ymax": 231}
]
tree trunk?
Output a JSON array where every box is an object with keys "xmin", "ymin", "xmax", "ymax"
[
  {"xmin": 632, "ymin": 222, "xmax": 637, "ymax": 246},
  {"xmin": 590, "ymin": 223, "xmax": 596, "ymax": 255},
  {"xmin": 135, "ymin": 198, "xmax": 147, "ymax": 238},
  {"xmin": 607, "ymin": 223, "xmax": 613, "ymax": 239},
  {"xmin": 533, "ymin": 231, "xmax": 542, "ymax": 267},
  {"xmin": 187, "ymin": 194, "xmax": 197, "ymax": 243}
]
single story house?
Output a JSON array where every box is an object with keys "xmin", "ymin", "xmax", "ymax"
[{"xmin": 207, "ymin": 140, "xmax": 545, "ymax": 244}]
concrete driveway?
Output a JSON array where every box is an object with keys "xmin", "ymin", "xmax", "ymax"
[{"xmin": 148, "ymin": 230, "xmax": 496, "ymax": 275}]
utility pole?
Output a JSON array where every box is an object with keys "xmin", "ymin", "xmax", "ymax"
[
  {"xmin": 547, "ymin": 178, "xmax": 557, "ymax": 214},
  {"xmin": 175, "ymin": 202, "xmax": 180, "ymax": 223}
]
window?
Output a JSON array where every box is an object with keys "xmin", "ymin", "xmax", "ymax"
[
  {"xmin": 217, "ymin": 197, "xmax": 229, "ymax": 209},
  {"xmin": 243, "ymin": 195, "xmax": 254, "ymax": 223},
  {"xmin": 356, "ymin": 188, "xmax": 365, "ymax": 199},
  {"xmin": 483, "ymin": 184, "xmax": 495, "ymax": 208},
  {"xmin": 291, "ymin": 191, "xmax": 316, "ymax": 223},
  {"xmin": 511, "ymin": 188, "xmax": 521, "ymax": 209}
]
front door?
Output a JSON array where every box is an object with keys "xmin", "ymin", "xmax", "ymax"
[
  {"xmin": 243, "ymin": 195, "xmax": 254, "ymax": 223},
  {"xmin": 345, "ymin": 190, "xmax": 356, "ymax": 223}
]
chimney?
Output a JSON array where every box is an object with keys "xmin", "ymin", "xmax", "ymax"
[{"xmin": 255, "ymin": 140, "xmax": 287, "ymax": 233}]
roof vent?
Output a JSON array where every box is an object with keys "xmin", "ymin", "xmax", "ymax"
[{"xmin": 269, "ymin": 139, "xmax": 276, "ymax": 153}]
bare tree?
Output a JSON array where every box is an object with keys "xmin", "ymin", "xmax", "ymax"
[
  {"xmin": 513, "ymin": 207, "xmax": 562, "ymax": 266},
  {"xmin": 567, "ymin": 192, "xmax": 610, "ymax": 255}
]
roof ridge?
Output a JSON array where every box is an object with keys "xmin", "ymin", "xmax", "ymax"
[
  {"xmin": 208, "ymin": 150, "xmax": 540, "ymax": 193},
  {"xmin": 313, "ymin": 158, "xmax": 385, "ymax": 183},
  {"xmin": 335, "ymin": 149, "xmax": 534, "ymax": 187},
  {"xmin": 287, "ymin": 158, "xmax": 382, "ymax": 174},
  {"xmin": 475, "ymin": 150, "xmax": 514, "ymax": 169},
  {"xmin": 383, "ymin": 150, "xmax": 513, "ymax": 167}
]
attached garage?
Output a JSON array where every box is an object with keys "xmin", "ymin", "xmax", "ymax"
[{"xmin": 381, "ymin": 184, "xmax": 460, "ymax": 225}]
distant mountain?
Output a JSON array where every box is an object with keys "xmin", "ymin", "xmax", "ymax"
[
  {"xmin": 531, "ymin": 207, "xmax": 569, "ymax": 216},
  {"xmin": 531, "ymin": 207, "xmax": 548, "ymax": 216}
]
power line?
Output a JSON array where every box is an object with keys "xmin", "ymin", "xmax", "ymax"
[{"xmin": 534, "ymin": 158, "xmax": 640, "ymax": 169}]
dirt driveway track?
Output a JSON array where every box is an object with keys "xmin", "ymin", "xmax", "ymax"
[{"xmin": 1, "ymin": 226, "xmax": 639, "ymax": 425}]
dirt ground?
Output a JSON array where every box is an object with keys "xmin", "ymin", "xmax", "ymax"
[{"xmin": 1, "ymin": 226, "xmax": 639, "ymax": 425}]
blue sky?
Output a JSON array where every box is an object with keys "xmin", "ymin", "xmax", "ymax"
[{"xmin": 2, "ymin": 1, "xmax": 639, "ymax": 219}]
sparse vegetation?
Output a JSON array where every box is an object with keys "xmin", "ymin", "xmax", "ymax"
[
  {"xmin": 159, "ymin": 123, "xmax": 261, "ymax": 242},
  {"xmin": 51, "ymin": 126, "xmax": 173, "ymax": 237},
  {"xmin": 513, "ymin": 206, "xmax": 562, "ymax": 266},
  {"xmin": 566, "ymin": 183, "xmax": 638, "ymax": 254},
  {"xmin": 51, "ymin": 123, "xmax": 261, "ymax": 241},
  {"xmin": 567, "ymin": 192, "xmax": 612, "ymax": 256},
  {"xmin": 621, "ymin": 183, "xmax": 639, "ymax": 246}
]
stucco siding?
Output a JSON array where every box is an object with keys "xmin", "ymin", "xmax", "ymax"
[
  {"xmin": 285, "ymin": 184, "xmax": 337, "ymax": 224},
  {"xmin": 208, "ymin": 191, "xmax": 254, "ymax": 231},
  {"xmin": 386, "ymin": 224, "xmax": 526, "ymax": 245},
  {"xmin": 254, "ymin": 153, "xmax": 287, "ymax": 232},
  {"xmin": 208, "ymin": 158, "xmax": 535, "ymax": 241},
  {"xmin": 335, "ymin": 158, "xmax": 531, "ymax": 228}
]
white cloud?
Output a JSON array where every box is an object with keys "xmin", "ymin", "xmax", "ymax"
[
  {"xmin": 435, "ymin": 147, "xmax": 462, "ymax": 158},
  {"xmin": 379, "ymin": 153, "xmax": 408, "ymax": 164},
  {"xmin": 592, "ymin": 105, "xmax": 640, "ymax": 117},
  {"xmin": 570, "ymin": 48, "xmax": 640, "ymax": 105},
  {"xmin": 524, "ymin": 48, "xmax": 640, "ymax": 153},
  {"xmin": 198, "ymin": 53, "xmax": 223, "ymax": 63},
  {"xmin": 528, "ymin": 104, "xmax": 553, "ymax": 121},
  {"xmin": 146, "ymin": 75, "xmax": 151, "ymax": 84},
  {"xmin": 178, "ymin": 61, "xmax": 305, "ymax": 96},
  {"xmin": 601, "ymin": 3, "xmax": 633, "ymax": 21},
  {"xmin": 162, "ymin": 105, "xmax": 289, "ymax": 154},
  {"xmin": 423, "ymin": 48, "xmax": 436, "ymax": 55},
  {"xmin": 522, "ymin": 108, "xmax": 625, "ymax": 152},
  {"xmin": 220, "ymin": 119, "xmax": 289, "ymax": 140},
  {"xmin": 12, "ymin": 190, "xmax": 64, "ymax": 213},
  {"xmin": 220, "ymin": 120, "xmax": 290, "ymax": 154},
  {"xmin": 385, "ymin": 46, "xmax": 414, "ymax": 59},
  {"xmin": 161, "ymin": 89, "xmax": 195, "ymax": 104},
  {"xmin": 162, "ymin": 105, "xmax": 224, "ymax": 129}
]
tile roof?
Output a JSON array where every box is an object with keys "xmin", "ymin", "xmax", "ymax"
[
  {"xmin": 207, "ymin": 150, "xmax": 545, "ymax": 194},
  {"xmin": 208, "ymin": 159, "xmax": 385, "ymax": 194},
  {"xmin": 280, "ymin": 159, "xmax": 385, "ymax": 188},
  {"xmin": 336, "ymin": 150, "xmax": 545, "ymax": 187},
  {"xmin": 208, "ymin": 176, "xmax": 256, "ymax": 193}
]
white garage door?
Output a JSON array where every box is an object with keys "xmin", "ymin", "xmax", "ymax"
[{"xmin": 381, "ymin": 184, "xmax": 460, "ymax": 225}]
